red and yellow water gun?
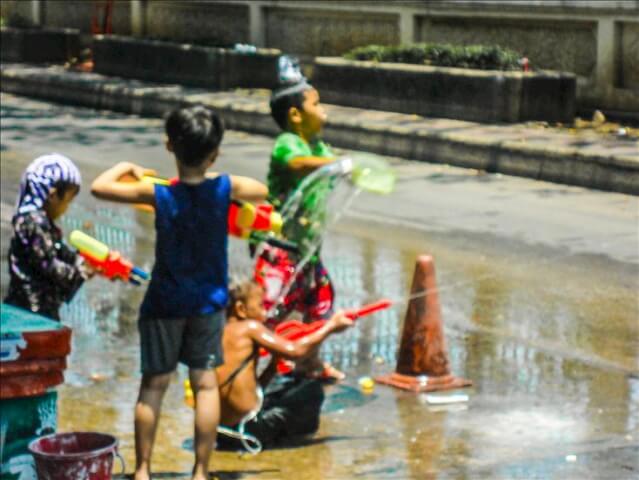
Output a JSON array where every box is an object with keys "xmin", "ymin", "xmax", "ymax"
[
  {"xmin": 227, "ymin": 200, "xmax": 282, "ymax": 238},
  {"xmin": 69, "ymin": 230, "xmax": 150, "ymax": 285}
]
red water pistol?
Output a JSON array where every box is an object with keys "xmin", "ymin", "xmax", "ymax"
[
  {"xmin": 69, "ymin": 230, "xmax": 149, "ymax": 285},
  {"xmin": 259, "ymin": 299, "xmax": 393, "ymax": 373},
  {"xmin": 274, "ymin": 299, "xmax": 393, "ymax": 340}
]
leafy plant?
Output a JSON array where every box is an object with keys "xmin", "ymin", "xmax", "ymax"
[{"xmin": 344, "ymin": 43, "xmax": 522, "ymax": 71}]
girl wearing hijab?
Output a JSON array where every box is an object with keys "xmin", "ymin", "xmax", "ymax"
[{"xmin": 4, "ymin": 153, "xmax": 92, "ymax": 320}]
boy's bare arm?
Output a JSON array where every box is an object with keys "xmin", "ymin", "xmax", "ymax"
[
  {"xmin": 229, "ymin": 175, "xmax": 268, "ymax": 202},
  {"xmin": 246, "ymin": 311, "xmax": 353, "ymax": 361},
  {"xmin": 91, "ymin": 162, "xmax": 155, "ymax": 205},
  {"xmin": 288, "ymin": 155, "xmax": 335, "ymax": 171},
  {"xmin": 204, "ymin": 172, "xmax": 267, "ymax": 201}
]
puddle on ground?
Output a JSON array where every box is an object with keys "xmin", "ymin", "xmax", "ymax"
[{"xmin": 1, "ymin": 93, "xmax": 637, "ymax": 479}]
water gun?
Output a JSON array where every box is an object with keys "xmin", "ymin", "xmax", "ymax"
[
  {"xmin": 69, "ymin": 230, "xmax": 150, "ymax": 285},
  {"xmin": 269, "ymin": 299, "xmax": 392, "ymax": 374},
  {"xmin": 274, "ymin": 299, "xmax": 393, "ymax": 341},
  {"xmin": 228, "ymin": 200, "xmax": 299, "ymax": 252},
  {"xmin": 228, "ymin": 200, "xmax": 282, "ymax": 238}
]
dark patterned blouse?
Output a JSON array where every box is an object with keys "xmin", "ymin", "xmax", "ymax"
[{"xmin": 4, "ymin": 211, "xmax": 88, "ymax": 320}]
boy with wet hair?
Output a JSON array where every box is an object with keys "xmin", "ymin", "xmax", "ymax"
[
  {"xmin": 91, "ymin": 105, "xmax": 267, "ymax": 480},
  {"xmin": 262, "ymin": 56, "xmax": 344, "ymax": 379},
  {"xmin": 216, "ymin": 279, "xmax": 353, "ymax": 448}
]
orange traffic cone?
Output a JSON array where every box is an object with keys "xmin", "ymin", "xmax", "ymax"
[{"xmin": 375, "ymin": 255, "xmax": 472, "ymax": 392}]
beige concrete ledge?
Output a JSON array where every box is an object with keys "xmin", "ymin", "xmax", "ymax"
[{"xmin": 1, "ymin": 64, "xmax": 637, "ymax": 195}]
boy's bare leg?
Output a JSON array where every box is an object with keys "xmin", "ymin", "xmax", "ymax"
[
  {"xmin": 190, "ymin": 368, "xmax": 220, "ymax": 480},
  {"xmin": 294, "ymin": 351, "xmax": 345, "ymax": 381},
  {"xmin": 134, "ymin": 372, "xmax": 172, "ymax": 480}
]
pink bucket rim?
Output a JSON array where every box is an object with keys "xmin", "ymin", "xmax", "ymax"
[{"xmin": 28, "ymin": 431, "xmax": 119, "ymax": 460}]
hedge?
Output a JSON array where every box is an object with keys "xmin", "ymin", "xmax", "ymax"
[{"xmin": 344, "ymin": 43, "xmax": 522, "ymax": 71}]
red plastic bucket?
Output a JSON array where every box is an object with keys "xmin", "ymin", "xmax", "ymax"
[{"xmin": 28, "ymin": 432, "xmax": 124, "ymax": 480}]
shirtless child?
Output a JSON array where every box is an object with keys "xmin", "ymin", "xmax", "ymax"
[{"xmin": 216, "ymin": 280, "xmax": 353, "ymax": 447}]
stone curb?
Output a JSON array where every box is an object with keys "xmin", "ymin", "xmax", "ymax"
[{"xmin": 1, "ymin": 64, "xmax": 637, "ymax": 195}]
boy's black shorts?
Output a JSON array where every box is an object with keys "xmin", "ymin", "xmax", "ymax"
[
  {"xmin": 217, "ymin": 375, "xmax": 324, "ymax": 450},
  {"xmin": 139, "ymin": 310, "xmax": 224, "ymax": 375}
]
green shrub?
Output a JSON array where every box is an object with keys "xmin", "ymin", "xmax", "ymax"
[{"xmin": 344, "ymin": 43, "xmax": 522, "ymax": 71}]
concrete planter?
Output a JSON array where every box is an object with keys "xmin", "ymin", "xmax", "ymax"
[
  {"xmin": 313, "ymin": 57, "xmax": 576, "ymax": 123},
  {"xmin": 93, "ymin": 35, "xmax": 281, "ymax": 90},
  {"xmin": 0, "ymin": 27, "xmax": 81, "ymax": 64}
]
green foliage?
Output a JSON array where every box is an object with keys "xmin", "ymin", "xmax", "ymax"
[{"xmin": 344, "ymin": 43, "xmax": 522, "ymax": 71}]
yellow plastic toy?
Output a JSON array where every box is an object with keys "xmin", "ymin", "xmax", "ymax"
[
  {"xmin": 184, "ymin": 379, "xmax": 194, "ymax": 409},
  {"xmin": 358, "ymin": 376, "xmax": 375, "ymax": 393}
]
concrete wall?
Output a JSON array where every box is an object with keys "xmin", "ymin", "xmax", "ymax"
[
  {"xmin": 416, "ymin": 17, "xmax": 597, "ymax": 77},
  {"xmin": 0, "ymin": 1, "xmax": 40, "ymax": 27},
  {"xmin": 618, "ymin": 21, "xmax": 639, "ymax": 91},
  {"xmin": 2, "ymin": 0, "xmax": 637, "ymax": 116},
  {"xmin": 92, "ymin": 34, "xmax": 280, "ymax": 89},
  {"xmin": 264, "ymin": 8, "xmax": 398, "ymax": 56},
  {"xmin": 42, "ymin": 0, "xmax": 131, "ymax": 35},
  {"xmin": 1, "ymin": 27, "xmax": 81, "ymax": 63},
  {"xmin": 144, "ymin": 1, "xmax": 249, "ymax": 45},
  {"xmin": 314, "ymin": 57, "xmax": 576, "ymax": 123}
]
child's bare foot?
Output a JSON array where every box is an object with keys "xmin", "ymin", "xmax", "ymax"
[
  {"xmin": 192, "ymin": 465, "xmax": 213, "ymax": 480},
  {"xmin": 293, "ymin": 356, "xmax": 345, "ymax": 381},
  {"xmin": 321, "ymin": 362, "xmax": 346, "ymax": 381},
  {"xmin": 134, "ymin": 469, "xmax": 151, "ymax": 480},
  {"xmin": 193, "ymin": 472, "xmax": 216, "ymax": 480},
  {"xmin": 300, "ymin": 361, "xmax": 346, "ymax": 382}
]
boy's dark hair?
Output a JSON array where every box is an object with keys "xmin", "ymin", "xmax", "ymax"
[
  {"xmin": 165, "ymin": 105, "xmax": 224, "ymax": 167},
  {"xmin": 52, "ymin": 180, "xmax": 80, "ymax": 199},
  {"xmin": 269, "ymin": 87, "xmax": 308, "ymax": 131}
]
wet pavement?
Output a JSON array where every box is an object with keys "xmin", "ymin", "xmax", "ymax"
[{"xmin": 1, "ymin": 93, "xmax": 638, "ymax": 479}]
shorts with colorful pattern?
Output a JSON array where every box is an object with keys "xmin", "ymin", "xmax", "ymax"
[{"xmin": 255, "ymin": 245, "xmax": 334, "ymax": 325}]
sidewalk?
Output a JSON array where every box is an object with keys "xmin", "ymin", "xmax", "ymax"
[{"xmin": 1, "ymin": 63, "xmax": 638, "ymax": 195}]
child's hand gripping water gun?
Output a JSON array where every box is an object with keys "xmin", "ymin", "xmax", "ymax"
[
  {"xmin": 69, "ymin": 230, "xmax": 150, "ymax": 285},
  {"xmin": 274, "ymin": 299, "xmax": 393, "ymax": 341},
  {"xmin": 262, "ymin": 299, "xmax": 393, "ymax": 374}
]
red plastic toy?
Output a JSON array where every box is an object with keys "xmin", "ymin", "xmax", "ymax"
[
  {"xmin": 259, "ymin": 299, "xmax": 393, "ymax": 373},
  {"xmin": 69, "ymin": 230, "xmax": 149, "ymax": 285}
]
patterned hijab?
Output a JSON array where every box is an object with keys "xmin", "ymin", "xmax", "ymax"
[{"xmin": 16, "ymin": 153, "xmax": 82, "ymax": 215}]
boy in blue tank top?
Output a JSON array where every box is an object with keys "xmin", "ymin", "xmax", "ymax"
[{"xmin": 91, "ymin": 106, "xmax": 267, "ymax": 480}]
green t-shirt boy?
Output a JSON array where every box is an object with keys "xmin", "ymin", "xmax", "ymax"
[{"xmin": 268, "ymin": 132, "xmax": 333, "ymax": 208}]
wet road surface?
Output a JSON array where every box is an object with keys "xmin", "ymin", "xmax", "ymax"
[{"xmin": 1, "ymin": 94, "xmax": 638, "ymax": 479}]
